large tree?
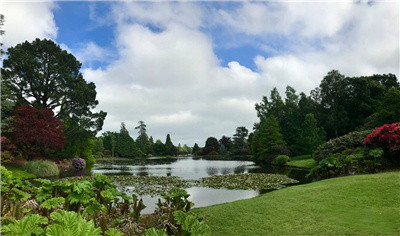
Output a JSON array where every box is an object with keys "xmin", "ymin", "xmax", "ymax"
[
  {"xmin": 219, "ymin": 136, "xmax": 232, "ymax": 151},
  {"xmin": 153, "ymin": 139, "xmax": 165, "ymax": 156},
  {"xmin": 192, "ymin": 143, "xmax": 200, "ymax": 154},
  {"xmin": 251, "ymin": 115, "xmax": 285, "ymax": 162},
  {"xmin": 135, "ymin": 120, "xmax": 151, "ymax": 154},
  {"xmin": 299, "ymin": 114, "xmax": 325, "ymax": 156},
  {"xmin": 164, "ymin": 134, "xmax": 177, "ymax": 156},
  {"xmin": 375, "ymin": 88, "xmax": 400, "ymax": 125},
  {"xmin": 205, "ymin": 137, "xmax": 220, "ymax": 153},
  {"xmin": 115, "ymin": 122, "xmax": 138, "ymax": 157},
  {"xmin": 232, "ymin": 126, "xmax": 249, "ymax": 153},
  {"xmin": 2, "ymin": 39, "xmax": 106, "ymax": 157},
  {"xmin": 7, "ymin": 105, "xmax": 66, "ymax": 160}
]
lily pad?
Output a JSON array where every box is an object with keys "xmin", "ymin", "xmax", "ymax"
[
  {"xmin": 64, "ymin": 175, "xmax": 191, "ymax": 197},
  {"xmin": 195, "ymin": 173, "xmax": 298, "ymax": 190}
]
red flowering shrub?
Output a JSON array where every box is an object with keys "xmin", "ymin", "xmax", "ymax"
[
  {"xmin": 363, "ymin": 122, "xmax": 400, "ymax": 152},
  {"xmin": 7, "ymin": 105, "xmax": 66, "ymax": 160}
]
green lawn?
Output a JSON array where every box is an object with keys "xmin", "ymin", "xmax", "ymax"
[
  {"xmin": 287, "ymin": 154, "xmax": 316, "ymax": 168},
  {"xmin": 194, "ymin": 171, "xmax": 400, "ymax": 235},
  {"xmin": 5, "ymin": 166, "xmax": 35, "ymax": 179}
]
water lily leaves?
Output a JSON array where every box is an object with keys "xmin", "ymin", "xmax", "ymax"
[{"xmin": 196, "ymin": 173, "xmax": 299, "ymax": 190}]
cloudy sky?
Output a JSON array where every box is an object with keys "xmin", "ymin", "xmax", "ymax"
[{"xmin": 2, "ymin": 0, "xmax": 399, "ymax": 146}]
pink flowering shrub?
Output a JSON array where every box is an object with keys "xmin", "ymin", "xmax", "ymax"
[{"xmin": 363, "ymin": 122, "xmax": 400, "ymax": 152}]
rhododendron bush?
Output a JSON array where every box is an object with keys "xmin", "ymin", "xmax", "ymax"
[{"xmin": 363, "ymin": 122, "xmax": 400, "ymax": 153}]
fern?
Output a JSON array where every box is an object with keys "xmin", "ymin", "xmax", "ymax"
[
  {"xmin": 46, "ymin": 211, "xmax": 102, "ymax": 236},
  {"xmin": 40, "ymin": 197, "xmax": 65, "ymax": 210},
  {"xmin": 143, "ymin": 228, "xmax": 168, "ymax": 236},
  {"xmin": 105, "ymin": 228, "xmax": 124, "ymax": 236},
  {"xmin": 1, "ymin": 214, "xmax": 48, "ymax": 236}
]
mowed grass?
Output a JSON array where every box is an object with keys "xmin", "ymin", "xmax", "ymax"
[
  {"xmin": 287, "ymin": 154, "xmax": 316, "ymax": 168},
  {"xmin": 194, "ymin": 171, "xmax": 400, "ymax": 236}
]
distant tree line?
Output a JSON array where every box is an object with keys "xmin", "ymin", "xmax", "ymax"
[
  {"xmin": 251, "ymin": 70, "xmax": 400, "ymax": 163},
  {"xmin": 98, "ymin": 121, "xmax": 192, "ymax": 158}
]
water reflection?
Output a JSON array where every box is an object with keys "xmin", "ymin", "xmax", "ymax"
[
  {"xmin": 88, "ymin": 156, "xmax": 311, "ymax": 212},
  {"xmin": 92, "ymin": 156, "xmax": 258, "ymax": 180},
  {"xmin": 206, "ymin": 167, "xmax": 218, "ymax": 176}
]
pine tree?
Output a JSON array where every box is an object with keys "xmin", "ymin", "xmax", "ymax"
[
  {"xmin": 115, "ymin": 122, "xmax": 137, "ymax": 157},
  {"xmin": 164, "ymin": 134, "xmax": 177, "ymax": 156},
  {"xmin": 299, "ymin": 114, "xmax": 325, "ymax": 156},
  {"xmin": 252, "ymin": 115, "xmax": 286, "ymax": 162},
  {"xmin": 192, "ymin": 143, "xmax": 200, "ymax": 154}
]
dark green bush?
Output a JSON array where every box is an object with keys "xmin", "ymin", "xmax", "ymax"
[
  {"xmin": 313, "ymin": 130, "xmax": 371, "ymax": 163},
  {"xmin": 309, "ymin": 148, "xmax": 385, "ymax": 180},
  {"xmin": 256, "ymin": 145, "xmax": 291, "ymax": 164},
  {"xmin": 275, "ymin": 155, "xmax": 290, "ymax": 166},
  {"xmin": 23, "ymin": 160, "xmax": 59, "ymax": 177}
]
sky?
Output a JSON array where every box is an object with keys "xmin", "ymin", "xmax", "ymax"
[{"xmin": 1, "ymin": 0, "xmax": 399, "ymax": 146}]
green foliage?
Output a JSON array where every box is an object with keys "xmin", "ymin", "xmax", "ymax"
[
  {"xmin": 164, "ymin": 134, "xmax": 177, "ymax": 156},
  {"xmin": 309, "ymin": 148, "xmax": 386, "ymax": 180},
  {"xmin": 1, "ymin": 214, "xmax": 48, "ymax": 236},
  {"xmin": 298, "ymin": 113, "xmax": 325, "ymax": 155},
  {"xmin": 105, "ymin": 228, "xmax": 125, "ymax": 236},
  {"xmin": 143, "ymin": 228, "xmax": 168, "ymax": 236},
  {"xmin": 0, "ymin": 171, "xmax": 207, "ymax": 236},
  {"xmin": 23, "ymin": 160, "xmax": 59, "ymax": 177},
  {"xmin": 252, "ymin": 115, "xmax": 286, "ymax": 163},
  {"xmin": 232, "ymin": 126, "xmax": 249, "ymax": 154},
  {"xmin": 313, "ymin": 130, "xmax": 371, "ymax": 163},
  {"xmin": 198, "ymin": 173, "xmax": 298, "ymax": 190},
  {"xmin": 153, "ymin": 139, "xmax": 165, "ymax": 156},
  {"xmin": 46, "ymin": 211, "xmax": 102, "ymax": 236},
  {"xmin": 0, "ymin": 79, "xmax": 16, "ymax": 133},
  {"xmin": 115, "ymin": 122, "xmax": 139, "ymax": 157},
  {"xmin": 375, "ymin": 88, "xmax": 400, "ymax": 125},
  {"xmin": 192, "ymin": 143, "xmax": 200, "ymax": 155},
  {"xmin": 174, "ymin": 210, "xmax": 211, "ymax": 236},
  {"xmin": 275, "ymin": 155, "xmax": 290, "ymax": 166},
  {"xmin": 40, "ymin": 197, "xmax": 65, "ymax": 210}
]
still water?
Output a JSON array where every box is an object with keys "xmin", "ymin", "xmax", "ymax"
[{"xmin": 89, "ymin": 156, "xmax": 310, "ymax": 213}]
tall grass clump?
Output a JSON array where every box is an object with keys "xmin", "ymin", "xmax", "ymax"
[{"xmin": 23, "ymin": 160, "xmax": 59, "ymax": 177}]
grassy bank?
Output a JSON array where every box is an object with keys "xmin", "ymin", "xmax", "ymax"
[
  {"xmin": 287, "ymin": 154, "xmax": 316, "ymax": 168},
  {"xmin": 4, "ymin": 165, "xmax": 35, "ymax": 179},
  {"xmin": 194, "ymin": 171, "xmax": 400, "ymax": 235}
]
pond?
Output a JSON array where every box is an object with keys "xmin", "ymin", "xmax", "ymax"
[{"xmin": 84, "ymin": 156, "xmax": 311, "ymax": 213}]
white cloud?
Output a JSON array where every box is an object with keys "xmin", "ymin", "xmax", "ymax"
[
  {"xmin": 82, "ymin": 1, "xmax": 398, "ymax": 146},
  {"xmin": 2, "ymin": 1, "xmax": 57, "ymax": 48},
  {"xmin": 5, "ymin": 1, "xmax": 397, "ymax": 146}
]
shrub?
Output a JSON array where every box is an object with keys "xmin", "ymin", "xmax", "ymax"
[
  {"xmin": 72, "ymin": 158, "xmax": 85, "ymax": 170},
  {"xmin": 313, "ymin": 130, "xmax": 371, "ymax": 163},
  {"xmin": 103, "ymin": 149, "xmax": 111, "ymax": 157},
  {"xmin": 257, "ymin": 145, "xmax": 291, "ymax": 164},
  {"xmin": 275, "ymin": 155, "xmax": 290, "ymax": 166},
  {"xmin": 363, "ymin": 122, "xmax": 400, "ymax": 153},
  {"xmin": 238, "ymin": 148, "xmax": 250, "ymax": 155},
  {"xmin": 23, "ymin": 160, "xmax": 59, "ymax": 177},
  {"xmin": 309, "ymin": 148, "xmax": 385, "ymax": 180},
  {"xmin": 208, "ymin": 151, "xmax": 218, "ymax": 155}
]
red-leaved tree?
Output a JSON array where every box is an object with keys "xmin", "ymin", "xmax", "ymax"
[
  {"xmin": 363, "ymin": 122, "xmax": 400, "ymax": 153},
  {"xmin": 7, "ymin": 105, "xmax": 66, "ymax": 160}
]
